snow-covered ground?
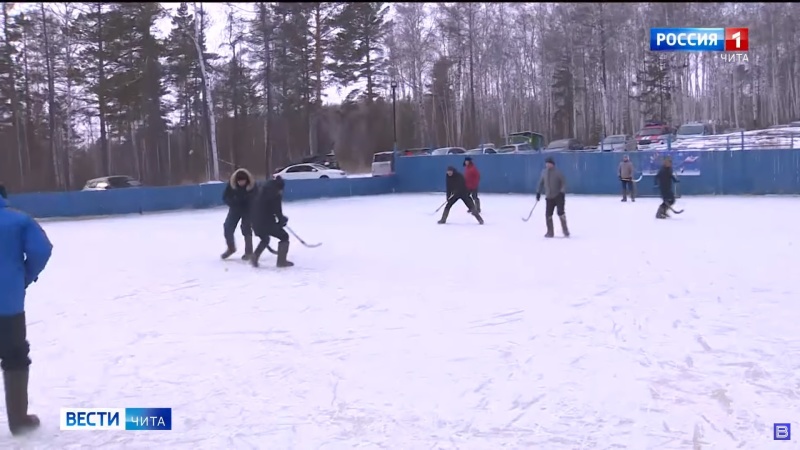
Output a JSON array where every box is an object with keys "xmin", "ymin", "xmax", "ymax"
[
  {"xmin": 649, "ymin": 127, "xmax": 800, "ymax": 151},
  {"xmin": 16, "ymin": 194, "xmax": 800, "ymax": 449}
]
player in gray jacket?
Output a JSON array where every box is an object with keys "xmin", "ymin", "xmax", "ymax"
[
  {"xmin": 535, "ymin": 157, "xmax": 569, "ymax": 238},
  {"xmin": 618, "ymin": 155, "xmax": 635, "ymax": 202}
]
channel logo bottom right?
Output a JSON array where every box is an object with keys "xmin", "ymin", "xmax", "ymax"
[{"xmin": 774, "ymin": 423, "xmax": 791, "ymax": 441}]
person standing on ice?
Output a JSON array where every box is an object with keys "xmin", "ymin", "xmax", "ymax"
[
  {"xmin": 250, "ymin": 176, "xmax": 294, "ymax": 268},
  {"xmin": 0, "ymin": 187, "xmax": 52, "ymax": 435},
  {"xmin": 536, "ymin": 157, "xmax": 569, "ymax": 238},
  {"xmin": 220, "ymin": 168, "xmax": 257, "ymax": 261},
  {"xmin": 654, "ymin": 157, "xmax": 679, "ymax": 219},
  {"xmin": 438, "ymin": 166, "xmax": 484, "ymax": 225},
  {"xmin": 618, "ymin": 154, "xmax": 636, "ymax": 202},
  {"xmin": 463, "ymin": 157, "xmax": 481, "ymax": 213}
]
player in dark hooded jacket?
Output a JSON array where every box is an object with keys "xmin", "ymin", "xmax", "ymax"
[
  {"xmin": 250, "ymin": 176, "xmax": 293, "ymax": 268},
  {"xmin": 654, "ymin": 157, "xmax": 680, "ymax": 219},
  {"xmin": 438, "ymin": 166, "xmax": 484, "ymax": 225},
  {"xmin": 221, "ymin": 168, "xmax": 257, "ymax": 260}
]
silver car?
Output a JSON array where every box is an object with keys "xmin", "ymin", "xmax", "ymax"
[
  {"xmin": 430, "ymin": 147, "xmax": 466, "ymax": 156},
  {"xmin": 599, "ymin": 135, "xmax": 637, "ymax": 152}
]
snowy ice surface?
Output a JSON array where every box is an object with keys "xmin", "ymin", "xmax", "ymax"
[
  {"xmin": 649, "ymin": 127, "xmax": 800, "ymax": 151},
  {"xmin": 13, "ymin": 194, "xmax": 800, "ymax": 449}
]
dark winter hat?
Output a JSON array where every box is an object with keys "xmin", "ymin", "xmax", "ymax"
[
  {"xmin": 273, "ymin": 175, "xmax": 285, "ymax": 189},
  {"xmin": 0, "ymin": 184, "xmax": 6, "ymax": 199},
  {"xmin": 446, "ymin": 166, "xmax": 456, "ymax": 172},
  {"xmin": 464, "ymin": 156, "xmax": 472, "ymax": 162},
  {"xmin": 545, "ymin": 157, "xmax": 555, "ymax": 165}
]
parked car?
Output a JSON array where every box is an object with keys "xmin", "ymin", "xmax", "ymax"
[
  {"xmin": 790, "ymin": 121, "xmax": 800, "ymax": 127},
  {"xmin": 466, "ymin": 146, "xmax": 497, "ymax": 154},
  {"xmin": 82, "ymin": 175, "xmax": 142, "ymax": 191},
  {"xmin": 401, "ymin": 147, "xmax": 432, "ymax": 156},
  {"xmin": 599, "ymin": 135, "xmax": 637, "ymax": 152},
  {"xmin": 768, "ymin": 124, "xmax": 790, "ymax": 129},
  {"xmin": 274, "ymin": 163, "xmax": 347, "ymax": 180},
  {"xmin": 635, "ymin": 121, "xmax": 674, "ymax": 150},
  {"xmin": 430, "ymin": 147, "xmax": 466, "ymax": 156},
  {"xmin": 371, "ymin": 151, "xmax": 394, "ymax": 177},
  {"xmin": 675, "ymin": 122, "xmax": 714, "ymax": 140},
  {"xmin": 301, "ymin": 152, "xmax": 339, "ymax": 169},
  {"xmin": 497, "ymin": 143, "xmax": 535, "ymax": 153},
  {"xmin": 544, "ymin": 138, "xmax": 583, "ymax": 152}
]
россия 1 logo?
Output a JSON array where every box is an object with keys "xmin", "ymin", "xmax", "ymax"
[{"xmin": 650, "ymin": 28, "xmax": 749, "ymax": 62}]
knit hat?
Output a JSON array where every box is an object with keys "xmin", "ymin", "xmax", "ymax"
[
  {"xmin": 0, "ymin": 184, "xmax": 6, "ymax": 199},
  {"xmin": 545, "ymin": 157, "xmax": 555, "ymax": 165},
  {"xmin": 464, "ymin": 156, "xmax": 472, "ymax": 162},
  {"xmin": 446, "ymin": 166, "xmax": 456, "ymax": 172}
]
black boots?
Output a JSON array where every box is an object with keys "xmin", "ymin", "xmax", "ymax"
[
  {"xmin": 220, "ymin": 236, "xmax": 236, "ymax": 259},
  {"xmin": 545, "ymin": 216, "xmax": 555, "ymax": 238},
  {"xmin": 277, "ymin": 241, "xmax": 294, "ymax": 268},
  {"xmin": 475, "ymin": 198, "xmax": 481, "ymax": 214},
  {"xmin": 559, "ymin": 214, "xmax": 570, "ymax": 237},
  {"xmin": 241, "ymin": 235, "xmax": 254, "ymax": 261},
  {"xmin": 656, "ymin": 203, "xmax": 669, "ymax": 218},
  {"xmin": 545, "ymin": 215, "xmax": 570, "ymax": 237},
  {"xmin": 3, "ymin": 369, "xmax": 39, "ymax": 436},
  {"xmin": 437, "ymin": 208, "xmax": 450, "ymax": 224}
]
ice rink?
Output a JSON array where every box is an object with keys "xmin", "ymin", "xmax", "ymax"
[{"xmin": 15, "ymin": 193, "xmax": 800, "ymax": 449}]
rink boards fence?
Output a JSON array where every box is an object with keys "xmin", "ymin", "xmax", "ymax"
[
  {"xmin": 393, "ymin": 149, "xmax": 800, "ymax": 196},
  {"xmin": 7, "ymin": 177, "xmax": 395, "ymax": 219},
  {"xmin": 6, "ymin": 149, "xmax": 800, "ymax": 219}
]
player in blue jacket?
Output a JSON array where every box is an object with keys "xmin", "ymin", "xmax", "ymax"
[{"xmin": 0, "ymin": 189, "xmax": 52, "ymax": 435}]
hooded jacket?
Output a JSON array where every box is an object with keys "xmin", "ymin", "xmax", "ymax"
[
  {"xmin": 223, "ymin": 168, "xmax": 256, "ymax": 212},
  {"xmin": 618, "ymin": 158, "xmax": 634, "ymax": 180},
  {"xmin": 251, "ymin": 177, "xmax": 287, "ymax": 232},
  {"xmin": 464, "ymin": 163, "xmax": 480, "ymax": 191},
  {"xmin": 445, "ymin": 167, "xmax": 467, "ymax": 198},
  {"xmin": 0, "ymin": 196, "xmax": 53, "ymax": 316},
  {"xmin": 537, "ymin": 162, "xmax": 566, "ymax": 199}
]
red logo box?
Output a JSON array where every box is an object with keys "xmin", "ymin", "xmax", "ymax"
[{"xmin": 725, "ymin": 28, "xmax": 749, "ymax": 52}]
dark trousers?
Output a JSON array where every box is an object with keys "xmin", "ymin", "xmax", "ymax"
[
  {"xmin": 544, "ymin": 193, "xmax": 566, "ymax": 217},
  {"xmin": 255, "ymin": 225, "xmax": 289, "ymax": 243},
  {"xmin": 468, "ymin": 189, "xmax": 480, "ymax": 211},
  {"xmin": 444, "ymin": 193, "xmax": 476, "ymax": 213},
  {"xmin": 621, "ymin": 180, "xmax": 633, "ymax": 191},
  {"xmin": 223, "ymin": 208, "xmax": 252, "ymax": 242},
  {"xmin": 0, "ymin": 313, "xmax": 31, "ymax": 372}
]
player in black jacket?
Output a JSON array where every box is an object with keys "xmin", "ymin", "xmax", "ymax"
[
  {"xmin": 221, "ymin": 168, "xmax": 257, "ymax": 260},
  {"xmin": 250, "ymin": 176, "xmax": 293, "ymax": 268},
  {"xmin": 654, "ymin": 157, "xmax": 680, "ymax": 219},
  {"xmin": 438, "ymin": 166, "xmax": 484, "ymax": 225}
]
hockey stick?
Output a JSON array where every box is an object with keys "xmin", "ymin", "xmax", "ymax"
[
  {"xmin": 668, "ymin": 205, "xmax": 684, "ymax": 214},
  {"xmin": 432, "ymin": 195, "xmax": 454, "ymax": 215},
  {"xmin": 521, "ymin": 200, "xmax": 539, "ymax": 222},
  {"xmin": 287, "ymin": 226, "xmax": 322, "ymax": 248},
  {"xmin": 633, "ymin": 175, "xmax": 643, "ymax": 182}
]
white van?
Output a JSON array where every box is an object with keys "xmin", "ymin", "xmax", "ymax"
[{"xmin": 371, "ymin": 151, "xmax": 394, "ymax": 177}]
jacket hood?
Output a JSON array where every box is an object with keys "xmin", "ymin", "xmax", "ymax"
[{"xmin": 229, "ymin": 168, "xmax": 256, "ymax": 191}]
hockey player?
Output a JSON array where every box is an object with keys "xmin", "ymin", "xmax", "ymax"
[
  {"xmin": 654, "ymin": 157, "xmax": 680, "ymax": 219},
  {"xmin": 536, "ymin": 157, "xmax": 569, "ymax": 238},
  {"xmin": 618, "ymin": 154, "xmax": 635, "ymax": 202},
  {"xmin": 250, "ymin": 176, "xmax": 293, "ymax": 268},
  {"xmin": 0, "ymin": 187, "xmax": 52, "ymax": 435},
  {"xmin": 463, "ymin": 157, "xmax": 481, "ymax": 213},
  {"xmin": 221, "ymin": 168, "xmax": 257, "ymax": 260},
  {"xmin": 438, "ymin": 166, "xmax": 484, "ymax": 225}
]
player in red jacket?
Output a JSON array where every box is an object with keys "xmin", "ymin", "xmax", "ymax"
[{"xmin": 463, "ymin": 157, "xmax": 481, "ymax": 213}]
